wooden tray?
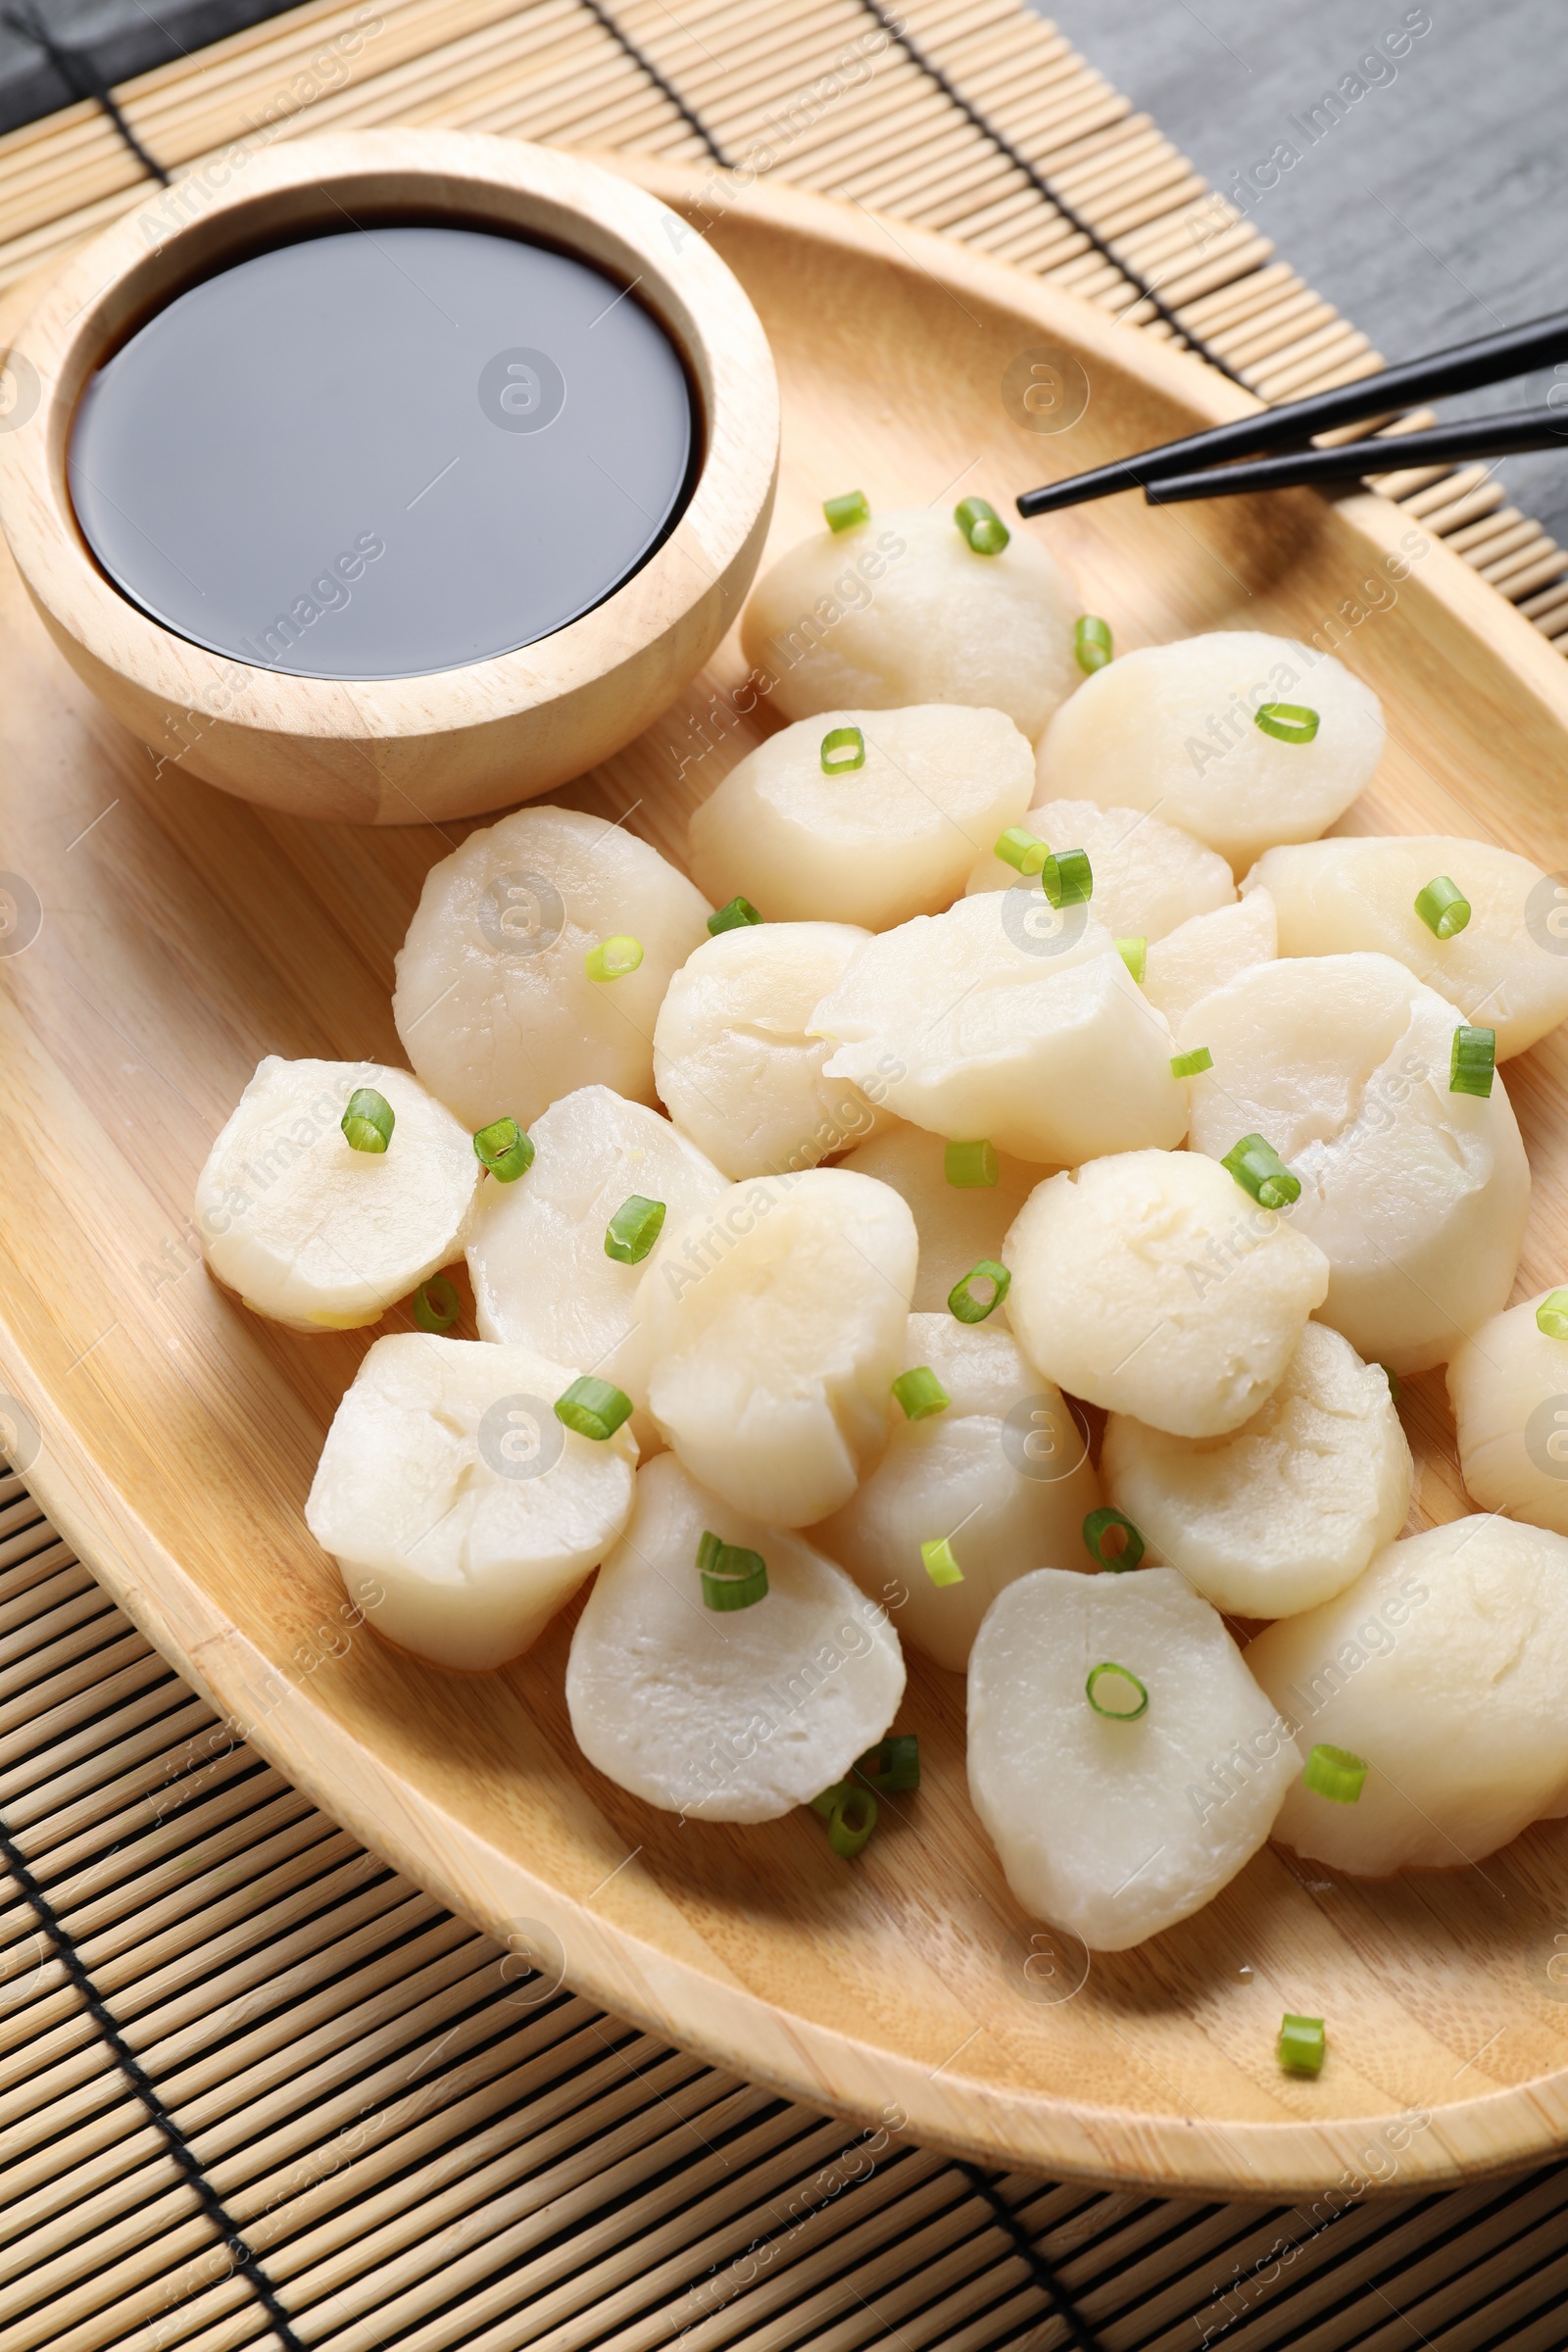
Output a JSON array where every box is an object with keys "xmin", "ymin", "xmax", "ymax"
[{"xmin": 5, "ymin": 163, "xmax": 1568, "ymax": 2200}]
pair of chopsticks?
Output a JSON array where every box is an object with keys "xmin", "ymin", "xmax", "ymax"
[{"xmin": 1016, "ymin": 309, "xmax": 1568, "ymax": 514}]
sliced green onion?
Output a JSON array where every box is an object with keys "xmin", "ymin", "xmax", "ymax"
[
  {"xmin": 1043, "ymin": 846, "xmax": 1093, "ymax": 907},
  {"xmin": 955, "ymin": 495, "xmax": 1009, "ymax": 554},
  {"xmin": 893, "ymin": 1366, "xmax": 950, "ymax": 1421},
  {"xmin": 809, "ymin": 1780, "xmax": 878, "ymax": 1857},
  {"xmin": 1384, "ymin": 1364, "xmax": 1401, "ymax": 1403},
  {"xmin": 1449, "ymin": 1024, "xmax": 1495, "ymax": 1098},
  {"xmin": 920, "ymin": 1536, "xmax": 964, "ymax": 1587},
  {"xmin": 342, "ymin": 1087, "xmax": 394, "ymax": 1153},
  {"xmin": 585, "ymin": 936, "xmax": 643, "ymax": 981},
  {"xmin": 605, "ymin": 1194, "xmax": 666, "ymax": 1264},
  {"xmin": 696, "ymin": 1528, "xmax": 769, "ymax": 1611},
  {"xmin": 994, "ymin": 826, "xmax": 1051, "ymax": 877},
  {"xmin": 945, "ymin": 1139, "xmax": 999, "ymax": 1190},
  {"xmin": 1222, "ymin": 1132, "xmax": 1300, "ymax": 1210},
  {"xmin": 413, "ymin": 1274, "xmax": 460, "ymax": 1334},
  {"xmin": 948, "ymin": 1257, "xmax": 1009, "ymax": 1324},
  {"xmin": 1115, "ymin": 935, "xmax": 1147, "ymax": 984},
  {"xmin": 1302, "ymin": 1743, "xmax": 1368, "ymax": 1804},
  {"xmin": 1537, "ymin": 1289, "xmax": 1568, "ymax": 1340},
  {"xmin": 820, "ymin": 724, "xmax": 866, "ymax": 775},
  {"xmin": 1414, "ymin": 874, "xmax": 1471, "ymax": 939},
  {"xmin": 1086, "ymin": 1660, "xmax": 1148, "ymax": 1720},
  {"xmin": 554, "ymin": 1376, "xmax": 634, "ymax": 1442},
  {"xmin": 1253, "ymin": 702, "xmax": 1319, "ymax": 745},
  {"xmin": 1083, "ymin": 1506, "xmax": 1145, "ymax": 1572},
  {"xmin": 1277, "ymin": 2014, "xmax": 1326, "ymax": 2075},
  {"xmin": 1074, "ymin": 613, "xmax": 1112, "ymax": 673},
  {"xmin": 473, "ymin": 1116, "xmax": 533, "ymax": 1182},
  {"xmin": 708, "ymin": 895, "xmax": 762, "ymax": 936},
  {"xmin": 823, "ymin": 489, "xmax": 869, "ymax": 533},
  {"xmin": 855, "ymin": 1734, "xmax": 920, "ymax": 1793}
]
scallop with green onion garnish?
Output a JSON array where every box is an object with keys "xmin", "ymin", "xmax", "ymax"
[
  {"xmin": 391, "ymin": 804, "xmax": 710, "ymax": 1134},
  {"xmin": 967, "ymin": 1568, "xmax": 1299, "ymax": 1949},
  {"xmin": 1141, "ymin": 887, "xmax": 1277, "ymax": 1028},
  {"xmin": 465, "ymin": 1085, "xmax": 725, "ymax": 1451},
  {"xmin": 1035, "ymin": 631, "xmax": 1384, "ymax": 873},
  {"xmin": 814, "ymin": 1314, "xmax": 1102, "ymax": 1673},
  {"xmin": 564, "ymin": 1452, "xmax": 905, "ymax": 1822},
  {"xmin": 1180, "ymin": 953, "xmax": 1529, "ymax": 1375},
  {"xmin": 1246, "ymin": 835, "xmax": 1568, "ymax": 1059},
  {"xmin": 194, "ymin": 1056, "xmax": 479, "ymax": 1333},
  {"xmin": 305, "ymin": 1333, "xmax": 637, "ymax": 1671},
  {"xmin": 964, "ymin": 798, "xmax": 1235, "ymax": 942},
  {"xmin": 1102, "ymin": 1322, "xmax": 1412, "ymax": 1619},
  {"xmin": 837, "ymin": 1123, "xmax": 1039, "ymax": 1312},
  {"xmin": 808, "ymin": 892, "xmax": 1188, "ymax": 1167},
  {"xmin": 1003, "ymin": 1150, "xmax": 1330, "ymax": 1440},
  {"xmin": 653, "ymin": 919, "xmax": 893, "ymax": 1180},
  {"xmin": 1447, "ymin": 1289, "xmax": 1568, "ymax": 1540},
  {"xmin": 688, "ymin": 704, "xmax": 1034, "ymax": 932},
  {"xmin": 623, "ymin": 1166, "xmax": 916, "ymax": 1527},
  {"xmin": 739, "ymin": 505, "xmax": 1082, "ymax": 743},
  {"xmin": 1247, "ymin": 1516, "xmax": 1568, "ymax": 1874}
]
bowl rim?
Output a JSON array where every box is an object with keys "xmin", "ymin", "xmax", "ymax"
[{"xmin": 0, "ymin": 127, "xmax": 779, "ymax": 749}]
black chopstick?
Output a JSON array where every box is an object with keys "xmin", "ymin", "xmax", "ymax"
[
  {"xmin": 1144, "ymin": 406, "xmax": 1566, "ymax": 504},
  {"xmin": 1015, "ymin": 309, "xmax": 1568, "ymax": 518}
]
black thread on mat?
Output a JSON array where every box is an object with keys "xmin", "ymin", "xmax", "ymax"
[
  {"xmin": 854, "ymin": 0, "xmax": 1248, "ymax": 387},
  {"xmin": 4, "ymin": 4, "xmax": 171, "ymax": 184},
  {"xmin": 0, "ymin": 1814, "xmax": 306, "ymax": 2352},
  {"xmin": 576, "ymin": 0, "xmax": 732, "ymax": 170},
  {"xmin": 956, "ymin": 2160, "xmax": 1106, "ymax": 2352}
]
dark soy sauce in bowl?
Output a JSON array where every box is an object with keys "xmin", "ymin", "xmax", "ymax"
[{"xmin": 69, "ymin": 222, "xmax": 696, "ymax": 680}]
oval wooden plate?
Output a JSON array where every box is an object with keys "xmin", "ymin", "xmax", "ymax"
[{"xmin": 5, "ymin": 163, "xmax": 1568, "ymax": 2199}]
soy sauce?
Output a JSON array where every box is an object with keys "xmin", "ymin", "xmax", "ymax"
[{"xmin": 69, "ymin": 223, "xmax": 696, "ymax": 680}]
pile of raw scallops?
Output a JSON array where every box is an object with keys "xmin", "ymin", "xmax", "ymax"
[{"xmin": 195, "ymin": 490, "xmax": 1568, "ymax": 1977}]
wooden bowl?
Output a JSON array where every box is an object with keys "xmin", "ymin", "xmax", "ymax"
[
  {"xmin": 8, "ymin": 161, "xmax": 1568, "ymax": 2197},
  {"xmin": 0, "ymin": 130, "xmax": 778, "ymax": 825}
]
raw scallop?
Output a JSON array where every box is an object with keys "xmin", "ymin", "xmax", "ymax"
[{"xmin": 566, "ymin": 1452, "xmax": 905, "ymax": 1821}]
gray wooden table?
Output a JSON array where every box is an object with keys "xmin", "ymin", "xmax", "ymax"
[{"xmin": 1034, "ymin": 0, "xmax": 1568, "ymax": 545}]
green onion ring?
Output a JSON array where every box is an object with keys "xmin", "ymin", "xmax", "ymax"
[
  {"xmin": 944, "ymin": 1138, "xmax": 999, "ymax": 1189},
  {"xmin": 1222, "ymin": 1132, "xmax": 1300, "ymax": 1209},
  {"xmin": 584, "ymin": 936, "xmax": 643, "ymax": 981},
  {"xmin": 1414, "ymin": 874, "xmax": 1471, "ymax": 939},
  {"xmin": 1082, "ymin": 1506, "xmax": 1145, "ymax": 1572},
  {"xmin": 413, "ymin": 1275, "xmax": 460, "ymax": 1334},
  {"xmin": 948, "ymin": 1258, "xmax": 1010, "ymax": 1323},
  {"xmin": 341, "ymin": 1086, "xmax": 395, "ymax": 1154},
  {"xmin": 1086, "ymin": 1661, "xmax": 1149, "ymax": 1720},
  {"xmin": 472, "ymin": 1116, "xmax": 533, "ymax": 1182},
  {"xmin": 1449, "ymin": 1024, "xmax": 1495, "ymax": 1097},
  {"xmin": 554, "ymin": 1376, "xmax": 634, "ymax": 1442},
  {"xmin": 893, "ymin": 1366, "xmax": 950, "ymax": 1421},
  {"xmin": 855, "ymin": 1734, "xmax": 920, "ymax": 1792},
  {"xmin": 820, "ymin": 725, "xmax": 866, "ymax": 775},
  {"xmin": 604, "ymin": 1194, "xmax": 666, "ymax": 1264},
  {"xmin": 708, "ymin": 895, "xmax": 763, "ymax": 936},
  {"xmin": 1302, "ymin": 1743, "xmax": 1368, "ymax": 1804},
  {"xmin": 1074, "ymin": 613, "xmax": 1112, "ymax": 672},
  {"xmin": 1253, "ymin": 703, "xmax": 1319, "ymax": 745},
  {"xmin": 955, "ymin": 495, "xmax": 1009, "ymax": 554},
  {"xmin": 823, "ymin": 489, "xmax": 870, "ymax": 533}
]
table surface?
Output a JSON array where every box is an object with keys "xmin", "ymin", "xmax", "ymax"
[{"xmin": 1035, "ymin": 0, "xmax": 1568, "ymax": 546}]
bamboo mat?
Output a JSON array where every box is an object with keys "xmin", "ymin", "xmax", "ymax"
[{"xmin": 5, "ymin": 2, "xmax": 1568, "ymax": 2346}]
